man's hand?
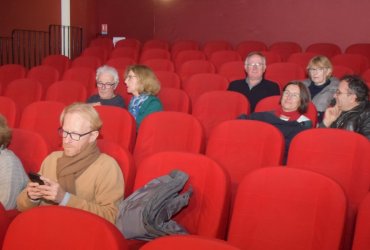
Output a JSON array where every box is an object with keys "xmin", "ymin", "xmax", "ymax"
[
  {"xmin": 26, "ymin": 182, "xmax": 44, "ymax": 201},
  {"xmin": 37, "ymin": 176, "xmax": 66, "ymax": 204},
  {"xmin": 323, "ymin": 105, "xmax": 342, "ymax": 127}
]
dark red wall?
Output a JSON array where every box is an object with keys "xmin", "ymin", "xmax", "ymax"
[
  {"xmin": 0, "ymin": 0, "xmax": 60, "ymax": 36},
  {"xmin": 0, "ymin": 0, "xmax": 98, "ymax": 48},
  {"xmin": 2, "ymin": 0, "xmax": 370, "ymax": 51},
  {"xmin": 96, "ymin": 0, "xmax": 370, "ymax": 50}
]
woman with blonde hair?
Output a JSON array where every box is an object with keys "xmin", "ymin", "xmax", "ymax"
[
  {"xmin": 124, "ymin": 65, "xmax": 163, "ymax": 128},
  {"xmin": 302, "ymin": 55, "xmax": 339, "ymax": 122}
]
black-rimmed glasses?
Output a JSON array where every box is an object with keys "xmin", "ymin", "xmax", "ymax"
[{"xmin": 58, "ymin": 128, "xmax": 95, "ymax": 141}]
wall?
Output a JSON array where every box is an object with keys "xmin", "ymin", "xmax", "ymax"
[
  {"xmin": 0, "ymin": 0, "xmax": 98, "ymax": 48},
  {"xmin": 71, "ymin": 0, "xmax": 98, "ymax": 47},
  {"xmin": 0, "ymin": 0, "xmax": 60, "ymax": 36},
  {"xmin": 96, "ymin": 0, "xmax": 370, "ymax": 51}
]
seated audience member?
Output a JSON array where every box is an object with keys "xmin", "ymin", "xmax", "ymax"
[
  {"xmin": 124, "ymin": 64, "xmax": 163, "ymax": 129},
  {"xmin": 227, "ymin": 51, "xmax": 280, "ymax": 112},
  {"xmin": 320, "ymin": 75, "xmax": 370, "ymax": 139},
  {"xmin": 17, "ymin": 103, "xmax": 124, "ymax": 223},
  {"xmin": 87, "ymin": 65, "xmax": 125, "ymax": 108},
  {"xmin": 302, "ymin": 55, "xmax": 339, "ymax": 123},
  {"xmin": 239, "ymin": 81, "xmax": 312, "ymax": 162},
  {"xmin": 0, "ymin": 115, "xmax": 28, "ymax": 210}
]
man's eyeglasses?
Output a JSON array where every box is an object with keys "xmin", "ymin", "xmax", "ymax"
[
  {"xmin": 282, "ymin": 90, "xmax": 300, "ymax": 99},
  {"xmin": 97, "ymin": 82, "xmax": 115, "ymax": 89},
  {"xmin": 58, "ymin": 128, "xmax": 95, "ymax": 141},
  {"xmin": 246, "ymin": 63, "xmax": 265, "ymax": 68},
  {"xmin": 308, "ymin": 67, "xmax": 327, "ymax": 73},
  {"xmin": 335, "ymin": 89, "xmax": 352, "ymax": 96}
]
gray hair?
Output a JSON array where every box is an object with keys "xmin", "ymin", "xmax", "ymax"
[
  {"xmin": 96, "ymin": 65, "xmax": 119, "ymax": 86},
  {"xmin": 244, "ymin": 51, "xmax": 266, "ymax": 65}
]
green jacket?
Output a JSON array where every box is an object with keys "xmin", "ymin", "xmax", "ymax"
[{"xmin": 136, "ymin": 95, "xmax": 163, "ymax": 129}]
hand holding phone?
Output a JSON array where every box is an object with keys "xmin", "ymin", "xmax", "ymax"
[{"xmin": 28, "ymin": 172, "xmax": 45, "ymax": 185}]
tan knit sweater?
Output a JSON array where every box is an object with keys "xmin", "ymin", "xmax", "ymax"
[{"xmin": 17, "ymin": 151, "xmax": 124, "ymax": 224}]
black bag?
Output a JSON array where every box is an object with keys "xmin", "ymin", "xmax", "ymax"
[{"xmin": 115, "ymin": 169, "xmax": 193, "ymax": 241}]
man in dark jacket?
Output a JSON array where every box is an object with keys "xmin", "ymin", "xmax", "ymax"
[
  {"xmin": 228, "ymin": 51, "xmax": 280, "ymax": 112},
  {"xmin": 320, "ymin": 75, "xmax": 370, "ymax": 140}
]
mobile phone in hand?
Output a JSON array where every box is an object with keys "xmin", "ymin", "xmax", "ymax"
[{"xmin": 28, "ymin": 172, "xmax": 45, "ymax": 185}]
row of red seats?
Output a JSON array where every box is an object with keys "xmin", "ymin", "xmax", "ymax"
[
  {"xmin": 1, "ymin": 85, "xmax": 319, "ymax": 151},
  {"xmin": 2, "ymin": 48, "xmax": 370, "ymax": 103},
  {"xmin": 83, "ymin": 43, "xmax": 370, "ymax": 77},
  {"xmin": 87, "ymin": 38, "xmax": 370, "ymax": 74},
  {"xmin": 90, "ymin": 37, "xmax": 370, "ymax": 62},
  {"xmin": 1, "ymin": 126, "xmax": 370, "ymax": 250}
]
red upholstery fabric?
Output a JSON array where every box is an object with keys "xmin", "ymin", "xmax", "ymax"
[
  {"xmin": 0, "ymin": 64, "xmax": 27, "ymax": 93},
  {"xmin": 142, "ymin": 39, "xmax": 170, "ymax": 51},
  {"xmin": 287, "ymin": 128, "xmax": 370, "ymax": 250},
  {"xmin": 306, "ymin": 43, "xmax": 342, "ymax": 59},
  {"xmin": 141, "ymin": 235, "xmax": 239, "ymax": 250},
  {"xmin": 106, "ymin": 57, "xmax": 135, "ymax": 71},
  {"xmin": 158, "ymin": 88, "xmax": 191, "ymax": 113},
  {"xmin": 345, "ymin": 43, "xmax": 370, "ymax": 62},
  {"xmin": 71, "ymin": 55, "xmax": 102, "ymax": 71},
  {"xmin": 209, "ymin": 50, "xmax": 242, "ymax": 72},
  {"xmin": 27, "ymin": 65, "xmax": 59, "ymax": 96},
  {"xmin": 0, "ymin": 96, "xmax": 16, "ymax": 128},
  {"xmin": 134, "ymin": 152, "xmax": 230, "ymax": 239},
  {"xmin": 255, "ymin": 95, "xmax": 318, "ymax": 127},
  {"xmin": 42, "ymin": 54, "xmax": 70, "ymax": 78},
  {"xmin": 8, "ymin": 128, "xmax": 49, "ymax": 173},
  {"xmin": 45, "ymin": 80, "xmax": 87, "ymax": 105},
  {"xmin": 139, "ymin": 48, "xmax": 171, "ymax": 63},
  {"xmin": 228, "ymin": 167, "xmax": 346, "ymax": 250},
  {"xmin": 62, "ymin": 67, "xmax": 96, "ymax": 93},
  {"xmin": 218, "ymin": 61, "xmax": 246, "ymax": 82},
  {"xmin": 261, "ymin": 50, "xmax": 282, "ymax": 64},
  {"xmin": 352, "ymin": 193, "xmax": 370, "ymax": 250},
  {"xmin": 143, "ymin": 58, "xmax": 175, "ymax": 72},
  {"xmin": 109, "ymin": 47, "xmax": 139, "ymax": 62},
  {"xmin": 331, "ymin": 53, "xmax": 369, "ymax": 74},
  {"xmin": 236, "ymin": 41, "xmax": 268, "ymax": 60},
  {"xmin": 174, "ymin": 50, "xmax": 206, "ymax": 71},
  {"xmin": 203, "ymin": 40, "xmax": 233, "ymax": 58},
  {"xmin": 0, "ymin": 204, "xmax": 19, "ymax": 249},
  {"xmin": 89, "ymin": 37, "xmax": 114, "ymax": 52},
  {"xmin": 133, "ymin": 111, "xmax": 204, "ymax": 166},
  {"xmin": 333, "ymin": 65, "xmax": 354, "ymax": 79},
  {"xmin": 361, "ymin": 68, "xmax": 370, "ymax": 84},
  {"xmin": 4, "ymin": 78, "xmax": 43, "ymax": 126},
  {"xmin": 94, "ymin": 106, "xmax": 136, "ymax": 152},
  {"xmin": 182, "ymin": 73, "xmax": 229, "ymax": 106},
  {"xmin": 264, "ymin": 62, "xmax": 306, "ymax": 90},
  {"xmin": 192, "ymin": 91, "xmax": 250, "ymax": 139},
  {"xmin": 206, "ymin": 120, "xmax": 284, "ymax": 200},
  {"xmin": 269, "ymin": 42, "xmax": 303, "ymax": 61},
  {"xmin": 19, "ymin": 101, "xmax": 66, "ymax": 152},
  {"xmin": 97, "ymin": 139, "xmax": 136, "ymax": 197},
  {"xmin": 154, "ymin": 70, "xmax": 181, "ymax": 89},
  {"xmin": 82, "ymin": 46, "xmax": 109, "ymax": 63},
  {"xmin": 171, "ymin": 40, "xmax": 200, "ymax": 59},
  {"xmin": 287, "ymin": 52, "xmax": 318, "ymax": 70},
  {"xmin": 115, "ymin": 38, "xmax": 141, "ymax": 50},
  {"xmin": 2, "ymin": 206, "xmax": 128, "ymax": 250}
]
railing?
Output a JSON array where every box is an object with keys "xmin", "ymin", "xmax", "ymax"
[
  {"xmin": 0, "ymin": 37, "xmax": 13, "ymax": 65},
  {"xmin": 0, "ymin": 24, "xmax": 83, "ymax": 68}
]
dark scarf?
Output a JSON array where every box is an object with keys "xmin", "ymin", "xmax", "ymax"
[{"xmin": 56, "ymin": 142, "xmax": 100, "ymax": 194}]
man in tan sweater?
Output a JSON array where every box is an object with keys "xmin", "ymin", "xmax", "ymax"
[{"xmin": 17, "ymin": 103, "xmax": 124, "ymax": 224}]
